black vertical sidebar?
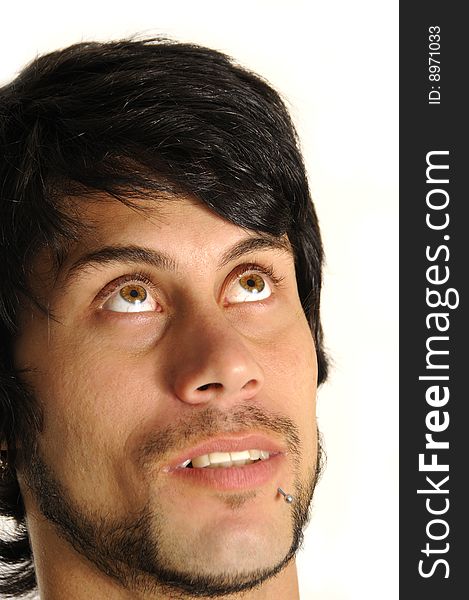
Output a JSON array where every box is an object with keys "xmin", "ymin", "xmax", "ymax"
[{"xmin": 400, "ymin": 3, "xmax": 467, "ymax": 598}]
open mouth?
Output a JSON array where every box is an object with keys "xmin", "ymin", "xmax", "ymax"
[
  {"xmin": 177, "ymin": 449, "xmax": 272, "ymax": 469},
  {"xmin": 167, "ymin": 441, "xmax": 284, "ymax": 490}
]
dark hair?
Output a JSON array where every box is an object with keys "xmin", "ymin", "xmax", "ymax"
[{"xmin": 0, "ymin": 37, "xmax": 328, "ymax": 597}]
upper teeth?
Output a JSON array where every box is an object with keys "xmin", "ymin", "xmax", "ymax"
[{"xmin": 180, "ymin": 449, "xmax": 271, "ymax": 469}]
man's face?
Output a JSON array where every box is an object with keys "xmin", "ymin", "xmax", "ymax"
[{"xmin": 14, "ymin": 196, "xmax": 319, "ymax": 596}]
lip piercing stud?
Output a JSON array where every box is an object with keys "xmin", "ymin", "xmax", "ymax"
[{"xmin": 277, "ymin": 487, "xmax": 294, "ymax": 504}]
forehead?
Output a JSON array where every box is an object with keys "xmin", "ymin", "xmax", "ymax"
[
  {"xmin": 47, "ymin": 194, "xmax": 293, "ymax": 286},
  {"xmin": 79, "ymin": 195, "xmax": 244, "ymax": 248}
]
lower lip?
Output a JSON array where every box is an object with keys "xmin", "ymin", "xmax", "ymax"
[{"xmin": 168, "ymin": 454, "xmax": 284, "ymax": 491}]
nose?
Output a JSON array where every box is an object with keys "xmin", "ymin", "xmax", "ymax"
[{"xmin": 168, "ymin": 312, "xmax": 265, "ymax": 406}]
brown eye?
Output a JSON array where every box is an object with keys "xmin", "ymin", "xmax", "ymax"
[
  {"xmin": 120, "ymin": 284, "xmax": 147, "ymax": 303},
  {"xmin": 226, "ymin": 271, "xmax": 271, "ymax": 304},
  {"xmin": 239, "ymin": 274, "xmax": 265, "ymax": 294},
  {"xmin": 102, "ymin": 281, "xmax": 159, "ymax": 313}
]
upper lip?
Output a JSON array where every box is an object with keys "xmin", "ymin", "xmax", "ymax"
[{"xmin": 166, "ymin": 433, "xmax": 286, "ymax": 469}]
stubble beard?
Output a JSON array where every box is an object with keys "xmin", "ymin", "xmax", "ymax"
[{"xmin": 22, "ymin": 406, "xmax": 323, "ymax": 598}]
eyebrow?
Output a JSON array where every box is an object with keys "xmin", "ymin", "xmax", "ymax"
[
  {"xmin": 219, "ymin": 235, "xmax": 291, "ymax": 267},
  {"xmin": 60, "ymin": 234, "xmax": 292, "ymax": 290}
]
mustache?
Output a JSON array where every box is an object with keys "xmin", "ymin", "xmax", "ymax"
[{"xmin": 138, "ymin": 404, "xmax": 302, "ymax": 466}]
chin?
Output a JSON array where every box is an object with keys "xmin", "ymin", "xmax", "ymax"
[{"xmin": 155, "ymin": 505, "xmax": 293, "ymax": 579}]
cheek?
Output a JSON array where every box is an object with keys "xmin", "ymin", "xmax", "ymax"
[
  {"xmin": 260, "ymin": 315, "xmax": 318, "ymax": 455},
  {"xmin": 25, "ymin": 340, "xmax": 158, "ymax": 507},
  {"xmin": 44, "ymin": 351, "xmax": 152, "ymax": 447},
  {"xmin": 262, "ymin": 312, "xmax": 317, "ymax": 398},
  {"xmin": 17, "ymin": 322, "xmax": 144, "ymax": 462}
]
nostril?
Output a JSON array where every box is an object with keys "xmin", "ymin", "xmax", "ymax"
[
  {"xmin": 242, "ymin": 379, "xmax": 259, "ymax": 394},
  {"xmin": 197, "ymin": 383, "xmax": 222, "ymax": 392}
]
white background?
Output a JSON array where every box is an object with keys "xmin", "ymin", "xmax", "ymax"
[{"xmin": 1, "ymin": 1, "xmax": 398, "ymax": 598}]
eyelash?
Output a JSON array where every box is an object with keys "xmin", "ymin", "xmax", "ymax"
[
  {"xmin": 95, "ymin": 271, "xmax": 157, "ymax": 306},
  {"xmin": 231, "ymin": 263, "xmax": 285, "ymax": 288},
  {"xmin": 95, "ymin": 263, "xmax": 284, "ymax": 308}
]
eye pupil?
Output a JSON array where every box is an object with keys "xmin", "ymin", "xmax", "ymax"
[
  {"xmin": 239, "ymin": 273, "xmax": 265, "ymax": 294},
  {"xmin": 120, "ymin": 284, "xmax": 147, "ymax": 303}
]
